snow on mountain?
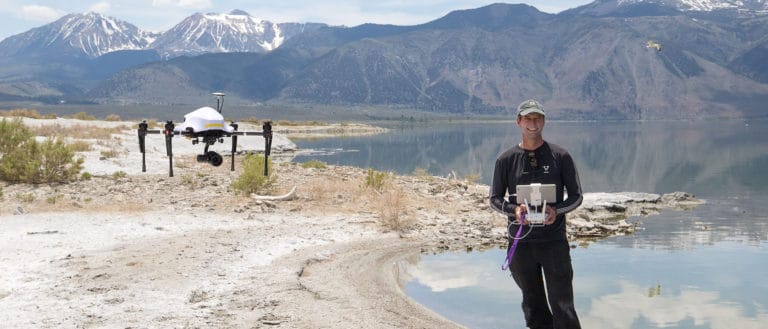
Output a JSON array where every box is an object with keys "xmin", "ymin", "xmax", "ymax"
[
  {"xmin": 150, "ymin": 10, "xmax": 317, "ymax": 58},
  {"xmin": 677, "ymin": 0, "xmax": 768, "ymax": 11},
  {"xmin": 0, "ymin": 10, "xmax": 325, "ymax": 61},
  {"xmin": 616, "ymin": 0, "xmax": 768, "ymax": 12},
  {"xmin": 1, "ymin": 2, "xmax": 764, "ymax": 61},
  {"xmin": 0, "ymin": 12, "xmax": 151, "ymax": 59}
]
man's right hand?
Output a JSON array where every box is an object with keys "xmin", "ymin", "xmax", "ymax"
[{"xmin": 515, "ymin": 204, "xmax": 528, "ymax": 225}]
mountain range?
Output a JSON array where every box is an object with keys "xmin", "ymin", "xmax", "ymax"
[{"xmin": 1, "ymin": 1, "xmax": 767, "ymax": 119}]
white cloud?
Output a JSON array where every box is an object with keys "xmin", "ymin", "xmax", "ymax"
[
  {"xmin": 244, "ymin": 2, "xmax": 434, "ymax": 27},
  {"xmin": 582, "ymin": 281, "xmax": 768, "ymax": 329},
  {"xmin": 20, "ymin": 5, "xmax": 63, "ymax": 22},
  {"xmin": 151, "ymin": 0, "xmax": 211, "ymax": 9},
  {"xmin": 89, "ymin": 2, "xmax": 111, "ymax": 13},
  {"xmin": 401, "ymin": 254, "xmax": 512, "ymax": 293}
]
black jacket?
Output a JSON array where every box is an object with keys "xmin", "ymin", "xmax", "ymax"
[{"xmin": 489, "ymin": 141, "xmax": 583, "ymax": 242}]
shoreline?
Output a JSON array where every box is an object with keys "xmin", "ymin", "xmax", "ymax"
[
  {"xmin": 0, "ymin": 117, "xmax": 704, "ymax": 328},
  {"xmin": 0, "ymin": 164, "xmax": 703, "ymax": 328}
]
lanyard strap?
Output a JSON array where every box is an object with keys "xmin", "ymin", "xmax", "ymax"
[{"xmin": 501, "ymin": 214, "xmax": 525, "ymax": 271}]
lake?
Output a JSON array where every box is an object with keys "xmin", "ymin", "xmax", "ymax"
[{"xmin": 293, "ymin": 119, "xmax": 768, "ymax": 329}]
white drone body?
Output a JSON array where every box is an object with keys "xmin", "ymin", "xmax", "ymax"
[
  {"xmin": 174, "ymin": 106, "xmax": 234, "ymax": 134},
  {"xmin": 138, "ymin": 92, "xmax": 273, "ymax": 177}
]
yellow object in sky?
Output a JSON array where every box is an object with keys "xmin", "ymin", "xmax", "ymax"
[{"xmin": 646, "ymin": 40, "xmax": 662, "ymax": 52}]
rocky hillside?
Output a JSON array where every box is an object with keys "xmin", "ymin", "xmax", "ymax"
[
  {"xmin": 86, "ymin": 2, "xmax": 768, "ymax": 119},
  {"xmin": 2, "ymin": 1, "xmax": 768, "ymax": 119}
]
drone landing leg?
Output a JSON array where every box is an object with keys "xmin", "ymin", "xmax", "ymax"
[
  {"xmin": 138, "ymin": 121, "xmax": 148, "ymax": 172},
  {"xmin": 164, "ymin": 121, "xmax": 175, "ymax": 177},
  {"xmin": 231, "ymin": 134, "xmax": 237, "ymax": 172},
  {"xmin": 142, "ymin": 150, "xmax": 147, "ymax": 173},
  {"xmin": 263, "ymin": 122, "xmax": 273, "ymax": 176}
]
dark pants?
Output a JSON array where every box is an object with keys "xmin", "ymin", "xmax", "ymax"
[{"xmin": 509, "ymin": 239, "xmax": 581, "ymax": 329}]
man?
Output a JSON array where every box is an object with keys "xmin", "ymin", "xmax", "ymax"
[{"xmin": 489, "ymin": 99, "xmax": 583, "ymax": 329}]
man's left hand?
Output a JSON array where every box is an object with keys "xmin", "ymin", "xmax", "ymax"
[{"xmin": 544, "ymin": 206, "xmax": 557, "ymax": 225}]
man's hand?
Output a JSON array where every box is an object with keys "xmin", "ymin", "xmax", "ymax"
[
  {"xmin": 515, "ymin": 204, "xmax": 528, "ymax": 225},
  {"xmin": 544, "ymin": 205, "xmax": 557, "ymax": 225}
]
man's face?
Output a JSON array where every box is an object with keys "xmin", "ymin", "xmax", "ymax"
[{"xmin": 517, "ymin": 113, "xmax": 545, "ymax": 138}]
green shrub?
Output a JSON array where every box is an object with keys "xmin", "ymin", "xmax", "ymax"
[
  {"xmin": 0, "ymin": 108, "xmax": 52, "ymax": 119},
  {"xmin": 46, "ymin": 194, "xmax": 64, "ymax": 204},
  {"xmin": 180, "ymin": 173, "xmax": 199, "ymax": 189},
  {"xmin": 68, "ymin": 140, "xmax": 92, "ymax": 152},
  {"xmin": 364, "ymin": 168, "xmax": 388, "ymax": 191},
  {"xmin": 301, "ymin": 160, "xmax": 327, "ymax": 169},
  {"xmin": 231, "ymin": 153, "xmax": 275, "ymax": 195},
  {"xmin": 0, "ymin": 118, "xmax": 84, "ymax": 184},
  {"xmin": 0, "ymin": 118, "xmax": 32, "ymax": 154},
  {"xmin": 70, "ymin": 112, "xmax": 97, "ymax": 121},
  {"xmin": 16, "ymin": 192, "xmax": 35, "ymax": 202},
  {"xmin": 104, "ymin": 114, "xmax": 121, "ymax": 121},
  {"xmin": 111, "ymin": 171, "xmax": 127, "ymax": 180},
  {"xmin": 100, "ymin": 149, "xmax": 120, "ymax": 159}
]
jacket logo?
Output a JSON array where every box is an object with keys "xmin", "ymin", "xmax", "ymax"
[{"xmin": 543, "ymin": 165, "xmax": 550, "ymax": 174}]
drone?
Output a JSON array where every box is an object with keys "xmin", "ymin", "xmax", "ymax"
[
  {"xmin": 646, "ymin": 40, "xmax": 662, "ymax": 52},
  {"xmin": 137, "ymin": 92, "xmax": 273, "ymax": 177}
]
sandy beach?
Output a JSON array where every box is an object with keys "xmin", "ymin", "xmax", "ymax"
[{"xmin": 0, "ymin": 117, "xmax": 702, "ymax": 328}]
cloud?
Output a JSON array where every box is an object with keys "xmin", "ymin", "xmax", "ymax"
[
  {"xmin": 20, "ymin": 5, "xmax": 63, "ymax": 22},
  {"xmin": 89, "ymin": 2, "xmax": 111, "ymax": 13},
  {"xmin": 244, "ymin": 2, "xmax": 434, "ymax": 27},
  {"xmin": 582, "ymin": 281, "xmax": 768, "ymax": 329},
  {"xmin": 151, "ymin": 0, "xmax": 211, "ymax": 9},
  {"xmin": 401, "ymin": 254, "xmax": 513, "ymax": 293}
]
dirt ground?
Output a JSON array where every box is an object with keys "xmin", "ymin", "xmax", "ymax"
[{"xmin": 0, "ymin": 117, "xmax": 702, "ymax": 328}]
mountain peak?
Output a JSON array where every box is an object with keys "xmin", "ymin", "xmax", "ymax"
[
  {"xmin": 616, "ymin": 0, "xmax": 768, "ymax": 11},
  {"xmin": 0, "ymin": 11, "xmax": 151, "ymax": 59},
  {"xmin": 567, "ymin": 0, "xmax": 768, "ymax": 16},
  {"xmin": 424, "ymin": 3, "xmax": 552, "ymax": 31},
  {"xmin": 149, "ymin": 11, "xmax": 324, "ymax": 58}
]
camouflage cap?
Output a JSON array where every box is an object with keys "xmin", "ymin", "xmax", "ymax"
[{"xmin": 517, "ymin": 99, "xmax": 545, "ymax": 116}]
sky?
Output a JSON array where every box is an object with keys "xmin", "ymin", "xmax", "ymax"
[{"xmin": 0, "ymin": 0, "xmax": 594, "ymax": 40}]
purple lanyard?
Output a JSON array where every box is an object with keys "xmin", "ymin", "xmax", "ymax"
[{"xmin": 501, "ymin": 213, "xmax": 524, "ymax": 271}]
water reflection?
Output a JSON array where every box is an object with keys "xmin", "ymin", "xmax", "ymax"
[
  {"xmin": 293, "ymin": 120, "xmax": 768, "ymax": 198},
  {"xmin": 290, "ymin": 119, "xmax": 768, "ymax": 328},
  {"xmin": 403, "ymin": 201, "xmax": 768, "ymax": 329},
  {"xmin": 405, "ymin": 243, "xmax": 768, "ymax": 329}
]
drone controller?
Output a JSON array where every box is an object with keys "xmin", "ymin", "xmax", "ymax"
[{"xmin": 515, "ymin": 183, "xmax": 556, "ymax": 227}]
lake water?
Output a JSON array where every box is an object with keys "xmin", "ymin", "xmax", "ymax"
[{"xmin": 293, "ymin": 119, "xmax": 768, "ymax": 329}]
